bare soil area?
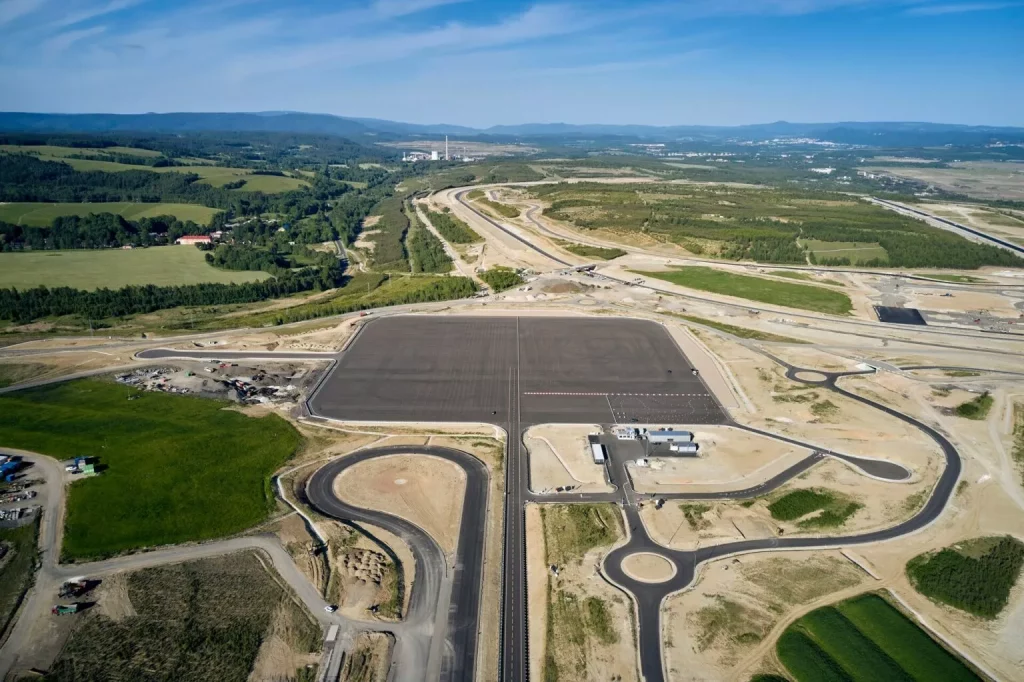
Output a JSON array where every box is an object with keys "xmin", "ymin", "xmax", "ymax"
[
  {"xmin": 526, "ymin": 503, "xmax": 638, "ymax": 682},
  {"xmin": 525, "ymin": 424, "xmax": 612, "ymax": 494},
  {"xmin": 340, "ymin": 632, "xmax": 393, "ymax": 682},
  {"xmin": 662, "ymin": 552, "xmax": 865, "ymax": 680},
  {"xmin": 334, "ymin": 454, "xmax": 467, "ymax": 555},
  {"xmin": 629, "ymin": 425, "xmax": 810, "ymax": 494},
  {"xmin": 621, "ymin": 552, "xmax": 676, "ymax": 583}
]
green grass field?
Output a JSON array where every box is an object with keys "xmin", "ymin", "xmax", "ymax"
[
  {"xmin": 0, "ymin": 202, "xmax": 222, "ymax": 227},
  {"xmin": 635, "ymin": 267, "xmax": 854, "ymax": 315},
  {"xmin": 777, "ymin": 594, "xmax": 979, "ymax": 682},
  {"xmin": 802, "ymin": 239, "xmax": 889, "ymax": 265},
  {"xmin": 0, "ymin": 246, "xmax": 269, "ymax": 291},
  {"xmin": 0, "ymin": 379, "xmax": 302, "ymax": 560}
]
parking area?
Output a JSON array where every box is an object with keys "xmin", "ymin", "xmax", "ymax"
[{"xmin": 308, "ymin": 315, "xmax": 726, "ymax": 425}]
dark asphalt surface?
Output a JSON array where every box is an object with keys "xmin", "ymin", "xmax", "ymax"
[
  {"xmin": 308, "ymin": 315, "xmax": 725, "ymax": 426},
  {"xmin": 304, "ymin": 444, "xmax": 489, "ymax": 682}
]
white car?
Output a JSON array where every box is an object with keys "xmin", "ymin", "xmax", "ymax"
[{"xmin": 324, "ymin": 605, "xmax": 337, "ymax": 613}]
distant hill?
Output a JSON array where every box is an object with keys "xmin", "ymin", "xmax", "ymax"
[{"xmin": 1, "ymin": 111, "xmax": 1022, "ymax": 146}]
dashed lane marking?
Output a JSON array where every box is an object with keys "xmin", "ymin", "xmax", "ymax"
[{"xmin": 524, "ymin": 391, "xmax": 708, "ymax": 395}]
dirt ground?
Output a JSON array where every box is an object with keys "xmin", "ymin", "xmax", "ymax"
[
  {"xmin": 621, "ymin": 552, "xmax": 676, "ymax": 583},
  {"xmin": 629, "ymin": 425, "xmax": 811, "ymax": 494},
  {"xmin": 862, "ymin": 163, "xmax": 1024, "ymax": 201},
  {"xmin": 915, "ymin": 202, "xmax": 1024, "ymax": 245},
  {"xmin": 334, "ymin": 454, "xmax": 467, "ymax": 555},
  {"xmin": 713, "ymin": 339, "xmax": 944, "ymax": 472},
  {"xmin": 272, "ymin": 513, "xmax": 327, "ymax": 594},
  {"xmin": 641, "ymin": 453, "xmax": 938, "ymax": 551},
  {"xmin": 248, "ymin": 600, "xmax": 321, "ymax": 682},
  {"xmin": 340, "ymin": 632, "xmax": 394, "ymax": 682},
  {"xmin": 662, "ymin": 551, "xmax": 866, "ymax": 681},
  {"xmin": 525, "ymin": 424, "xmax": 612, "ymax": 494},
  {"xmin": 526, "ymin": 503, "xmax": 639, "ymax": 682}
]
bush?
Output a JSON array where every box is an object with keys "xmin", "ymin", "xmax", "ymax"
[
  {"xmin": 480, "ymin": 266, "xmax": 523, "ymax": 292},
  {"xmin": 955, "ymin": 392, "xmax": 993, "ymax": 420},
  {"xmin": 768, "ymin": 489, "xmax": 836, "ymax": 521}
]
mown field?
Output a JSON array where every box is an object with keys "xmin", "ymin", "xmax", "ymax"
[
  {"xmin": 635, "ymin": 266, "xmax": 854, "ymax": 315},
  {"xmin": 0, "ymin": 201, "xmax": 221, "ymax": 227},
  {"xmin": 44, "ymin": 552, "xmax": 321, "ymax": 682},
  {"xmin": 0, "ymin": 246, "xmax": 269, "ymax": 290},
  {"xmin": 777, "ymin": 593, "xmax": 979, "ymax": 682},
  {"xmin": 0, "ymin": 380, "xmax": 302, "ymax": 560},
  {"xmin": 801, "ymin": 239, "xmax": 889, "ymax": 265}
]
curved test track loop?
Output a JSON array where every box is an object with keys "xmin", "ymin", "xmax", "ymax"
[
  {"xmin": 602, "ymin": 356, "xmax": 963, "ymax": 682},
  {"xmin": 305, "ymin": 445, "xmax": 489, "ymax": 682}
]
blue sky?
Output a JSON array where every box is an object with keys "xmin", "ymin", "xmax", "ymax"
[{"xmin": 0, "ymin": 0, "xmax": 1021, "ymax": 126}]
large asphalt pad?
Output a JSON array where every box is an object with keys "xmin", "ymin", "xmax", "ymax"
[{"xmin": 309, "ymin": 315, "xmax": 726, "ymax": 425}]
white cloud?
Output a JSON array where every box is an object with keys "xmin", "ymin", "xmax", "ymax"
[
  {"xmin": 52, "ymin": 0, "xmax": 143, "ymax": 28},
  {"xmin": 0, "ymin": 0, "xmax": 46, "ymax": 26},
  {"xmin": 42, "ymin": 23, "xmax": 105, "ymax": 53},
  {"xmin": 904, "ymin": 1, "xmax": 1019, "ymax": 14},
  {"xmin": 372, "ymin": 0, "xmax": 473, "ymax": 18}
]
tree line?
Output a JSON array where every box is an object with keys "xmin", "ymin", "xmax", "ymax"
[
  {"xmin": 0, "ymin": 213, "xmax": 208, "ymax": 251},
  {"xmin": 0, "ymin": 263, "xmax": 344, "ymax": 323}
]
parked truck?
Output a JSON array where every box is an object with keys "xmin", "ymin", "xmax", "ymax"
[{"xmin": 51, "ymin": 604, "xmax": 81, "ymax": 616}]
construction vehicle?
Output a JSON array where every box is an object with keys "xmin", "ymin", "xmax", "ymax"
[
  {"xmin": 59, "ymin": 578, "xmax": 91, "ymax": 599},
  {"xmin": 51, "ymin": 604, "xmax": 81, "ymax": 616}
]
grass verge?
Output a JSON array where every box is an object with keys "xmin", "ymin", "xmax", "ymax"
[
  {"xmin": 635, "ymin": 267, "xmax": 853, "ymax": 315},
  {"xmin": 0, "ymin": 362, "xmax": 47, "ymax": 388},
  {"xmin": 0, "ymin": 379, "xmax": 301, "ymax": 560},
  {"xmin": 540, "ymin": 504, "xmax": 622, "ymax": 566},
  {"xmin": 556, "ymin": 242, "xmax": 626, "ymax": 260},
  {"xmin": 665, "ymin": 312, "xmax": 807, "ymax": 343}
]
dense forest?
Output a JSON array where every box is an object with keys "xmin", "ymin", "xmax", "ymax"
[
  {"xmin": 407, "ymin": 207, "xmax": 452, "ymax": 273},
  {"xmin": 907, "ymin": 537, "xmax": 1024, "ymax": 618},
  {"xmin": 425, "ymin": 209, "xmax": 481, "ymax": 243}
]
